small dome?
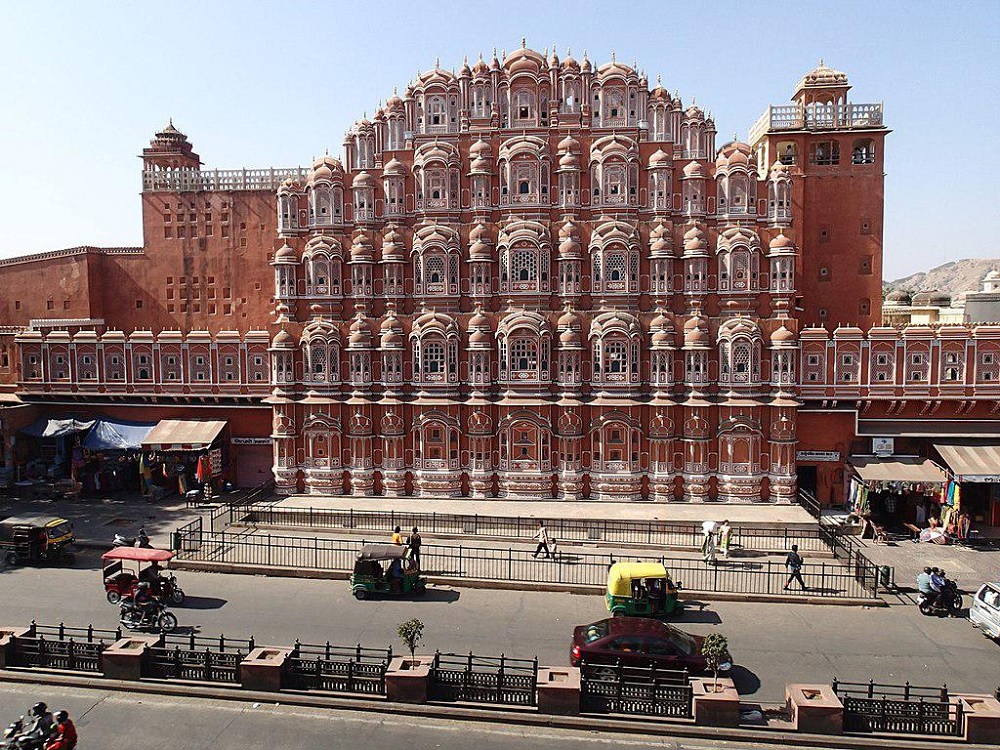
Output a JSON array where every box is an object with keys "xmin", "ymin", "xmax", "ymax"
[
  {"xmin": 557, "ymin": 305, "xmax": 579, "ymax": 329},
  {"xmin": 798, "ymin": 60, "xmax": 849, "ymax": 89},
  {"xmin": 469, "ymin": 329, "xmax": 492, "ymax": 345},
  {"xmin": 352, "ymin": 171, "xmax": 376, "ymax": 189},
  {"xmin": 558, "ymin": 152, "xmax": 580, "ymax": 170},
  {"xmin": 716, "ymin": 141, "xmax": 752, "ymax": 168},
  {"xmin": 470, "ymin": 138, "xmax": 491, "ymax": 157},
  {"xmin": 558, "ymin": 135, "xmax": 579, "ymax": 153},
  {"xmin": 912, "ymin": 290, "xmax": 951, "ymax": 307},
  {"xmin": 683, "ymin": 161, "xmax": 706, "ymax": 178},
  {"xmin": 684, "ymin": 104, "xmax": 704, "ymax": 120},
  {"xmin": 771, "ymin": 325, "xmax": 796, "ymax": 344},
  {"xmin": 985, "ymin": 270, "xmax": 1000, "ymax": 281},
  {"xmin": 682, "ymin": 225, "xmax": 707, "ymax": 254},
  {"xmin": 684, "ymin": 326, "xmax": 709, "ymax": 346},
  {"xmin": 472, "ymin": 55, "xmax": 490, "ymax": 75},
  {"xmin": 468, "ymin": 305, "xmax": 490, "ymax": 329},
  {"xmin": 348, "ymin": 319, "xmax": 371, "ymax": 346},
  {"xmin": 469, "ymin": 240, "xmax": 492, "ymax": 259},
  {"xmin": 559, "ymin": 328, "xmax": 582, "ymax": 345},
  {"xmin": 885, "ymin": 288, "xmax": 911, "ymax": 305},
  {"xmin": 769, "ymin": 233, "xmax": 795, "ymax": 251},
  {"xmin": 272, "ymin": 329, "xmax": 294, "ymax": 347},
  {"xmin": 652, "ymin": 328, "xmax": 673, "ymax": 346},
  {"xmin": 469, "ymin": 223, "xmax": 489, "ymax": 241},
  {"xmin": 277, "ymin": 176, "xmax": 301, "ymax": 195},
  {"xmin": 383, "ymin": 158, "xmax": 407, "ymax": 176},
  {"xmin": 580, "ymin": 52, "xmax": 592, "ymax": 72},
  {"xmin": 648, "ymin": 149, "xmax": 671, "ymax": 168},
  {"xmin": 350, "ymin": 233, "xmax": 374, "ymax": 260},
  {"xmin": 274, "ymin": 242, "xmax": 297, "ymax": 262}
]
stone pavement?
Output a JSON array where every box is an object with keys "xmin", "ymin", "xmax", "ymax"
[
  {"xmin": 854, "ymin": 535, "xmax": 1000, "ymax": 596},
  {"xmin": 277, "ymin": 494, "xmax": 818, "ymax": 526}
]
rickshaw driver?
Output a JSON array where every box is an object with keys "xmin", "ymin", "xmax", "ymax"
[{"xmin": 139, "ymin": 561, "xmax": 162, "ymax": 586}]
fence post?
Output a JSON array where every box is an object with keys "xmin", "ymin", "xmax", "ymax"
[
  {"xmin": 508, "ymin": 547, "xmax": 512, "ymax": 580},
  {"xmin": 498, "ymin": 654, "xmax": 505, "ymax": 704},
  {"xmin": 821, "ymin": 562, "xmax": 827, "ymax": 594}
]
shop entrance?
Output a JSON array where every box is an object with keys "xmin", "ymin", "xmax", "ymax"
[{"xmin": 796, "ymin": 465, "xmax": 818, "ymax": 496}]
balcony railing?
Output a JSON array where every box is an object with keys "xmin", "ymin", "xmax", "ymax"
[
  {"xmin": 749, "ymin": 103, "xmax": 884, "ymax": 144},
  {"xmin": 143, "ymin": 167, "xmax": 308, "ymax": 193}
]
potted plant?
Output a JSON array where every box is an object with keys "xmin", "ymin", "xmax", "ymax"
[
  {"xmin": 701, "ymin": 632, "xmax": 730, "ymax": 692},
  {"xmin": 397, "ymin": 618, "xmax": 425, "ymax": 667}
]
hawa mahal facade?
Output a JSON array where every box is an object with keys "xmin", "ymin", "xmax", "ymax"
[{"xmin": 4, "ymin": 45, "xmax": 998, "ymax": 507}]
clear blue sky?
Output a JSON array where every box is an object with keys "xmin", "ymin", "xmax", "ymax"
[{"xmin": 1, "ymin": 0, "xmax": 996, "ymax": 280}]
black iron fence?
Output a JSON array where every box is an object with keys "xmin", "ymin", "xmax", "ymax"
[
  {"xmin": 580, "ymin": 661, "xmax": 693, "ymax": 717},
  {"xmin": 146, "ymin": 633, "xmax": 254, "ymax": 684},
  {"xmin": 234, "ymin": 504, "xmax": 831, "ymax": 553},
  {"xmin": 429, "ymin": 651, "xmax": 538, "ymax": 707},
  {"xmin": 171, "ymin": 526, "xmax": 877, "ymax": 599},
  {"xmin": 832, "ymin": 679, "xmax": 963, "ymax": 737},
  {"xmin": 11, "ymin": 622, "xmax": 120, "ymax": 673},
  {"xmin": 286, "ymin": 641, "xmax": 393, "ymax": 695},
  {"xmin": 819, "ymin": 525, "xmax": 881, "ymax": 595}
]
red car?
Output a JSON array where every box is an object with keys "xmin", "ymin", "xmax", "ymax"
[{"xmin": 570, "ymin": 617, "xmax": 732, "ymax": 675}]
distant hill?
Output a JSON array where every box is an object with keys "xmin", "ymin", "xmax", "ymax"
[{"xmin": 886, "ymin": 259, "xmax": 999, "ymax": 297}]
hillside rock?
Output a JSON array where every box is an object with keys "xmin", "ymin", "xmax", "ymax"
[{"xmin": 886, "ymin": 258, "xmax": 999, "ymax": 296}]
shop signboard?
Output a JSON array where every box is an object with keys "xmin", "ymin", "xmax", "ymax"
[
  {"xmin": 872, "ymin": 437, "xmax": 894, "ymax": 456},
  {"xmin": 231, "ymin": 437, "xmax": 273, "ymax": 445},
  {"xmin": 209, "ymin": 448, "xmax": 223, "ymax": 477},
  {"xmin": 796, "ymin": 450, "xmax": 840, "ymax": 462},
  {"xmin": 957, "ymin": 474, "xmax": 1000, "ymax": 483}
]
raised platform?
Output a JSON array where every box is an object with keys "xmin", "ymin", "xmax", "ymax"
[{"xmin": 275, "ymin": 495, "xmax": 818, "ymax": 527}]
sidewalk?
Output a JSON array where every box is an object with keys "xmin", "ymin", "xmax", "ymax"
[{"xmin": 277, "ymin": 494, "xmax": 818, "ymax": 527}]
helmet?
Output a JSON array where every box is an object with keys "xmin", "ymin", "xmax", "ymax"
[
  {"xmin": 30, "ymin": 702, "xmax": 47, "ymax": 716},
  {"xmin": 137, "ymin": 582, "xmax": 151, "ymax": 591},
  {"xmin": 55, "ymin": 711, "xmax": 68, "ymax": 723}
]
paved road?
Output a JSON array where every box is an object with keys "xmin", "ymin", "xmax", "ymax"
[
  {"xmin": 1, "ymin": 549, "xmax": 998, "ymax": 703},
  {"xmin": 0, "ymin": 682, "xmax": 793, "ymax": 750}
]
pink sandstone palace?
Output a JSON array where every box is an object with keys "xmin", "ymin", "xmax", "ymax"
[{"xmin": 1, "ymin": 45, "xmax": 998, "ymax": 524}]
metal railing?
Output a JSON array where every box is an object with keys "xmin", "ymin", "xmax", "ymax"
[
  {"xmin": 286, "ymin": 641, "xmax": 393, "ymax": 695},
  {"xmin": 11, "ymin": 622, "xmax": 121, "ymax": 673},
  {"xmin": 146, "ymin": 633, "xmax": 254, "ymax": 684},
  {"xmin": 833, "ymin": 679, "xmax": 962, "ymax": 737},
  {"xmin": 429, "ymin": 651, "xmax": 538, "ymax": 707},
  {"xmin": 234, "ymin": 504, "xmax": 832, "ymax": 553},
  {"xmin": 580, "ymin": 661, "xmax": 693, "ymax": 717},
  {"xmin": 173, "ymin": 528, "xmax": 877, "ymax": 599}
]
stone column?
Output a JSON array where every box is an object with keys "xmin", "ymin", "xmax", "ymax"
[
  {"xmin": 785, "ymin": 683, "xmax": 843, "ymax": 735},
  {"xmin": 241, "ymin": 647, "xmax": 292, "ymax": 692},
  {"xmin": 102, "ymin": 635, "xmax": 164, "ymax": 681},
  {"xmin": 536, "ymin": 666, "xmax": 581, "ymax": 716}
]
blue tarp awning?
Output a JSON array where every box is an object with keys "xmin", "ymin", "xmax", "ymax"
[
  {"xmin": 20, "ymin": 417, "xmax": 95, "ymax": 438},
  {"xmin": 82, "ymin": 419, "xmax": 157, "ymax": 450}
]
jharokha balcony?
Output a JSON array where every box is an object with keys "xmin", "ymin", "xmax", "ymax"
[{"xmin": 748, "ymin": 102, "xmax": 884, "ymax": 144}]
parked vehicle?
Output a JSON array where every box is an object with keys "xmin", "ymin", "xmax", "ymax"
[
  {"xmin": 112, "ymin": 526, "xmax": 151, "ymax": 548},
  {"xmin": 918, "ymin": 578, "xmax": 964, "ymax": 617},
  {"xmin": 970, "ymin": 582, "xmax": 1000, "ymax": 640},
  {"xmin": 605, "ymin": 562, "xmax": 681, "ymax": 617},
  {"xmin": 570, "ymin": 617, "xmax": 732, "ymax": 675},
  {"xmin": 102, "ymin": 547, "xmax": 185, "ymax": 604},
  {"xmin": 350, "ymin": 544, "xmax": 425, "ymax": 600},
  {"xmin": 119, "ymin": 597, "xmax": 178, "ymax": 632},
  {"xmin": 0, "ymin": 515, "xmax": 74, "ymax": 567}
]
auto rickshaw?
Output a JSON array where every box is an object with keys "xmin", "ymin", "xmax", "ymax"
[
  {"xmin": 102, "ymin": 547, "xmax": 185, "ymax": 604},
  {"xmin": 0, "ymin": 515, "xmax": 75, "ymax": 566},
  {"xmin": 350, "ymin": 544, "xmax": 426, "ymax": 600},
  {"xmin": 605, "ymin": 562, "xmax": 681, "ymax": 617}
]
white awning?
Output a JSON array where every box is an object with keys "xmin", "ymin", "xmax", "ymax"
[
  {"xmin": 934, "ymin": 443, "xmax": 1000, "ymax": 482},
  {"xmin": 142, "ymin": 419, "xmax": 226, "ymax": 451},
  {"xmin": 850, "ymin": 456, "xmax": 948, "ymax": 484}
]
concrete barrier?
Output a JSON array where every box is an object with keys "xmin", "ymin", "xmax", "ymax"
[{"xmin": 786, "ymin": 683, "xmax": 843, "ymax": 735}]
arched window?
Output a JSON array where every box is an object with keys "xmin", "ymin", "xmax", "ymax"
[
  {"xmin": 422, "ymin": 341, "xmax": 445, "ymax": 374},
  {"xmin": 427, "ymin": 96, "xmax": 446, "ymax": 128}
]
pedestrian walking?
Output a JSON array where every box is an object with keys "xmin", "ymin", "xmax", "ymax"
[
  {"xmin": 718, "ymin": 519, "xmax": 733, "ymax": 559},
  {"xmin": 407, "ymin": 526, "xmax": 422, "ymax": 568},
  {"xmin": 391, "ymin": 525, "xmax": 403, "ymax": 545},
  {"xmin": 701, "ymin": 520, "xmax": 718, "ymax": 564},
  {"xmin": 784, "ymin": 544, "xmax": 807, "ymax": 591},
  {"xmin": 532, "ymin": 520, "xmax": 552, "ymax": 559}
]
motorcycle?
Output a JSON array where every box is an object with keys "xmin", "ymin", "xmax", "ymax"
[
  {"xmin": 1, "ymin": 715, "xmax": 47, "ymax": 750},
  {"xmin": 119, "ymin": 597, "xmax": 178, "ymax": 632},
  {"xmin": 918, "ymin": 579, "xmax": 964, "ymax": 617},
  {"xmin": 112, "ymin": 527, "xmax": 151, "ymax": 549}
]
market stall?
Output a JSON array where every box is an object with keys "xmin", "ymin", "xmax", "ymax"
[
  {"xmin": 934, "ymin": 442, "xmax": 1000, "ymax": 532},
  {"xmin": 140, "ymin": 419, "xmax": 228, "ymax": 497},
  {"xmin": 78, "ymin": 419, "xmax": 157, "ymax": 494},
  {"xmin": 17, "ymin": 416, "xmax": 94, "ymax": 482},
  {"xmin": 846, "ymin": 456, "xmax": 950, "ymax": 539}
]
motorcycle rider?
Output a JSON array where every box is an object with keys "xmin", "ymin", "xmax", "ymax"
[
  {"xmin": 916, "ymin": 566, "xmax": 933, "ymax": 599},
  {"xmin": 43, "ymin": 711, "xmax": 77, "ymax": 750},
  {"xmin": 19, "ymin": 702, "xmax": 54, "ymax": 748},
  {"xmin": 131, "ymin": 581, "xmax": 158, "ymax": 623},
  {"xmin": 929, "ymin": 567, "xmax": 947, "ymax": 608}
]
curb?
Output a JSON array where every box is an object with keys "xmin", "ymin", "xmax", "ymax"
[
  {"xmin": 168, "ymin": 558, "xmax": 887, "ymax": 607},
  {"xmin": 0, "ymin": 668, "xmax": 967, "ymax": 750}
]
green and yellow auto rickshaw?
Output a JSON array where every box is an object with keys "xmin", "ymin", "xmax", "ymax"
[
  {"xmin": 0, "ymin": 515, "xmax": 75, "ymax": 566},
  {"xmin": 605, "ymin": 562, "xmax": 681, "ymax": 617},
  {"xmin": 350, "ymin": 544, "xmax": 426, "ymax": 600}
]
